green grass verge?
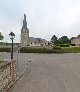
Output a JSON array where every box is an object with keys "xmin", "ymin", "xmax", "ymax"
[
  {"xmin": 0, "ymin": 60, "xmax": 5, "ymax": 64},
  {"xmin": 61, "ymin": 47, "xmax": 80, "ymax": 53}
]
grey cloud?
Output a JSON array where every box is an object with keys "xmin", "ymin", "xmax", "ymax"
[{"xmin": 0, "ymin": 0, "xmax": 80, "ymax": 42}]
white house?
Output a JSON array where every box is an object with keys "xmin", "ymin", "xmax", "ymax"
[{"xmin": 71, "ymin": 35, "xmax": 80, "ymax": 46}]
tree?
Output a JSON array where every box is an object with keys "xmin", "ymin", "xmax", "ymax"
[
  {"xmin": 0, "ymin": 32, "xmax": 4, "ymax": 41},
  {"xmin": 51, "ymin": 35, "xmax": 57, "ymax": 43},
  {"xmin": 54, "ymin": 40, "xmax": 62, "ymax": 45},
  {"xmin": 58, "ymin": 36, "xmax": 70, "ymax": 44}
]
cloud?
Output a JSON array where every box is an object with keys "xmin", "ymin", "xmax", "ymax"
[{"xmin": 0, "ymin": 0, "xmax": 80, "ymax": 42}]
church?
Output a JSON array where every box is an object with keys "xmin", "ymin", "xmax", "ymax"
[{"xmin": 21, "ymin": 14, "xmax": 49, "ymax": 47}]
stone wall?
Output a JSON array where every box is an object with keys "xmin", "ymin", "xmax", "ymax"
[{"xmin": 0, "ymin": 60, "xmax": 16, "ymax": 92}]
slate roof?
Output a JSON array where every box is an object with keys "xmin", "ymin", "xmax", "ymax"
[{"xmin": 29, "ymin": 37, "xmax": 48, "ymax": 43}]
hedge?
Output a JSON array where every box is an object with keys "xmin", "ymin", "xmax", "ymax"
[
  {"xmin": 59, "ymin": 44, "xmax": 69, "ymax": 47},
  {"xmin": 0, "ymin": 60, "xmax": 5, "ymax": 64},
  {"xmin": 20, "ymin": 47, "xmax": 54, "ymax": 53},
  {"xmin": 53, "ymin": 45, "xmax": 61, "ymax": 50},
  {"xmin": 18, "ymin": 47, "xmax": 80, "ymax": 53},
  {"xmin": 0, "ymin": 48, "xmax": 10, "ymax": 52},
  {"xmin": 20, "ymin": 47, "xmax": 64, "ymax": 53}
]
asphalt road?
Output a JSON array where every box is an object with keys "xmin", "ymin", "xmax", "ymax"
[{"xmin": 1, "ymin": 53, "xmax": 80, "ymax": 92}]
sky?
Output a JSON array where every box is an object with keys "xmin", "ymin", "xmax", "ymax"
[{"xmin": 0, "ymin": 0, "xmax": 80, "ymax": 43}]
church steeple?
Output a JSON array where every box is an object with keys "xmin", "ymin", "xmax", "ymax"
[
  {"xmin": 22, "ymin": 13, "xmax": 27, "ymax": 29},
  {"xmin": 21, "ymin": 13, "xmax": 29, "ymax": 47}
]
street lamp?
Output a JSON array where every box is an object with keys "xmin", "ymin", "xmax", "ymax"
[{"xmin": 9, "ymin": 31, "xmax": 15, "ymax": 60}]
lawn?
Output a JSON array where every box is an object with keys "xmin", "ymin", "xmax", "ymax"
[
  {"xmin": 0, "ymin": 60, "xmax": 5, "ymax": 64},
  {"xmin": 61, "ymin": 47, "xmax": 80, "ymax": 53}
]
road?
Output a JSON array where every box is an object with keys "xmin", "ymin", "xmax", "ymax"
[{"xmin": 1, "ymin": 53, "xmax": 80, "ymax": 92}]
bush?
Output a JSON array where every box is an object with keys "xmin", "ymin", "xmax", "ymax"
[
  {"xmin": 20, "ymin": 47, "xmax": 54, "ymax": 53},
  {"xmin": 0, "ymin": 60, "xmax": 5, "ymax": 64},
  {"xmin": 0, "ymin": 48, "xmax": 10, "ymax": 52},
  {"xmin": 20, "ymin": 46, "xmax": 80, "ymax": 53},
  {"xmin": 52, "ymin": 45, "xmax": 64, "ymax": 53},
  {"xmin": 53, "ymin": 45, "xmax": 61, "ymax": 50},
  {"xmin": 59, "ymin": 44, "xmax": 69, "ymax": 47}
]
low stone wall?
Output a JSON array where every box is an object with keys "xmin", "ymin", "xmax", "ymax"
[{"xmin": 0, "ymin": 60, "xmax": 16, "ymax": 92}]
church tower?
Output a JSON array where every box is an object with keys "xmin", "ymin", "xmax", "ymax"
[{"xmin": 21, "ymin": 14, "xmax": 29, "ymax": 47}]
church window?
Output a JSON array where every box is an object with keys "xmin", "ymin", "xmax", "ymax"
[{"xmin": 31, "ymin": 42, "xmax": 32, "ymax": 44}]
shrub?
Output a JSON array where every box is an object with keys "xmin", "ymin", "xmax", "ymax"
[
  {"xmin": 53, "ymin": 45, "xmax": 61, "ymax": 50},
  {"xmin": 20, "ymin": 46, "xmax": 80, "ymax": 53},
  {"xmin": 0, "ymin": 60, "xmax": 5, "ymax": 64},
  {"xmin": 59, "ymin": 44, "xmax": 69, "ymax": 47},
  {"xmin": 0, "ymin": 48, "xmax": 10, "ymax": 52},
  {"xmin": 20, "ymin": 47, "xmax": 54, "ymax": 53},
  {"xmin": 52, "ymin": 45, "xmax": 64, "ymax": 53}
]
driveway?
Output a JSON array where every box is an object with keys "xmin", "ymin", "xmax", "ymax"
[{"xmin": 2, "ymin": 53, "xmax": 80, "ymax": 92}]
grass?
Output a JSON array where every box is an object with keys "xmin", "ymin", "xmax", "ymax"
[
  {"xmin": 61, "ymin": 47, "xmax": 80, "ymax": 53},
  {"xmin": 0, "ymin": 60, "xmax": 5, "ymax": 64}
]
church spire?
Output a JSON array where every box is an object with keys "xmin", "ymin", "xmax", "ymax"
[{"xmin": 22, "ymin": 13, "xmax": 27, "ymax": 29}]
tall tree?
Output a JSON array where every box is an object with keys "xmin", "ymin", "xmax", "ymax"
[
  {"xmin": 58, "ymin": 36, "xmax": 70, "ymax": 44},
  {"xmin": 54, "ymin": 40, "xmax": 62, "ymax": 45},
  {"xmin": 51, "ymin": 35, "xmax": 57, "ymax": 43},
  {"xmin": 0, "ymin": 32, "xmax": 4, "ymax": 41}
]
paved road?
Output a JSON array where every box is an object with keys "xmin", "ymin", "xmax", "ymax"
[{"xmin": 1, "ymin": 53, "xmax": 80, "ymax": 92}]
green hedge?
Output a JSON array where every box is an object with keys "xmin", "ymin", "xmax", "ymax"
[
  {"xmin": 0, "ymin": 48, "xmax": 10, "ymax": 52},
  {"xmin": 20, "ymin": 47, "xmax": 54, "ymax": 53},
  {"xmin": 53, "ymin": 45, "xmax": 61, "ymax": 50},
  {"xmin": 0, "ymin": 60, "xmax": 5, "ymax": 64},
  {"xmin": 0, "ymin": 47, "xmax": 79, "ymax": 53},
  {"xmin": 20, "ymin": 47, "xmax": 64, "ymax": 53},
  {"xmin": 53, "ymin": 45, "xmax": 64, "ymax": 53},
  {"xmin": 59, "ymin": 44, "xmax": 69, "ymax": 47}
]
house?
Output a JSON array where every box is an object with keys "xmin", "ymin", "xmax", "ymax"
[
  {"xmin": 29, "ymin": 37, "xmax": 49, "ymax": 47},
  {"xmin": 71, "ymin": 35, "xmax": 80, "ymax": 46}
]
